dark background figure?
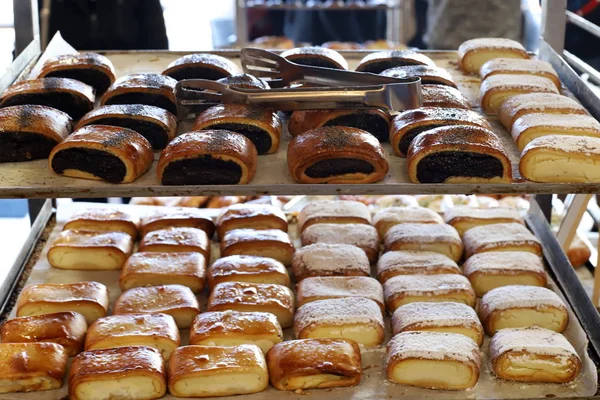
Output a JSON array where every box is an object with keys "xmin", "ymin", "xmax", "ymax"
[{"xmin": 566, "ymin": 0, "xmax": 600, "ymax": 70}]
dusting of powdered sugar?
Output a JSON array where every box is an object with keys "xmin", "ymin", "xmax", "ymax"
[
  {"xmin": 301, "ymin": 223, "xmax": 380, "ymax": 250},
  {"xmin": 383, "ymin": 274, "xmax": 474, "ymax": 298},
  {"xmin": 480, "ymin": 285, "xmax": 567, "ymax": 316},
  {"xmin": 373, "ymin": 207, "xmax": 443, "ymax": 226},
  {"xmin": 392, "ymin": 302, "xmax": 480, "ymax": 334},
  {"xmin": 443, "ymin": 206, "xmax": 523, "ymax": 224},
  {"xmin": 384, "ymin": 223, "xmax": 461, "ymax": 247},
  {"xmin": 490, "ymin": 327, "xmax": 579, "ymax": 360},
  {"xmin": 377, "ymin": 250, "xmax": 460, "ymax": 276},
  {"xmin": 292, "ymin": 243, "xmax": 371, "ymax": 274},
  {"xmin": 463, "ymin": 251, "xmax": 545, "ymax": 275},
  {"xmin": 298, "ymin": 200, "xmax": 371, "ymax": 230},
  {"xmin": 463, "ymin": 223, "xmax": 540, "ymax": 255},
  {"xmin": 298, "ymin": 276, "xmax": 384, "ymax": 305}
]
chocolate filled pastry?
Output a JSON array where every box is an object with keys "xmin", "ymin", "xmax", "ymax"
[
  {"xmin": 298, "ymin": 199, "xmax": 371, "ymax": 232},
  {"xmin": 190, "ymin": 311, "xmax": 283, "ymax": 353},
  {"xmin": 220, "ymin": 228, "xmax": 295, "ymax": 266},
  {"xmin": 217, "ymin": 203, "xmax": 288, "ymax": 238},
  {"xmin": 392, "ymin": 302, "xmax": 484, "ymax": 346},
  {"xmin": 288, "ymin": 109, "xmax": 392, "ymax": 142},
  {"xmin": 70, "ymin": 346, "xmax": 167, "ymax": 400},
  {"xmin": 100, "ymin": 73, "xmax": 178, "ymax": 115},
  {"xmin": 139, "ymin": 227, "xmax": 210, "ymax": 259},
  {"xmin": 373, "ymin": 206, "xmax": 444, "ymax": 238},
  {"xmin": 384, "ymin": 274, "xmax": 476, "ymax": 313},
  {"xmin": 422, "ymin": 85, "xmax": 470, "ymax": 109},
  {"xmin": 383, "ymin": 223, "xmax": 463, "ymax": 262},
  {"xmin": 140, "ymin": 208, "xmax": 215, "ymax": 237},
  {"xmin": 49, "ymin": 125, "xmax": 153, "ymax": 183},
  {"xmin": 85, "ymin": 313, "xmax": 180, "ymax": 360},
  {"xmin": 16, "ymin": 281, "xmax": 109, "ymax": 324},
  {"xmin": 444, "ymin": 206, "xmax": 524, "ymax": 236},
  {"xmin": 458, "ymin": 37, "xmax": 529, "ymax": 74},
  {"xmin": 162, "ymin": 53, "xmax": 239, "ymax": 81},
  {"xmin": 280, "ymin": 46, "xmax": 348, "ymax": 69},
  {"xmin": 193, "ymin": 104, "xmax": 281, "ymax": 155},
  {"xmin": 489, "ymin": 327, "xmax": 581, "ymax": 383},
  {"xmin": 114, "ymin": 284, "xmax": 201, "ymax": 329},
  {"xmin": 288, "ymin": 126, "xmax": 389, "ymax": 184},
  {"xmin": 267, "ymin": 338, "xmax": 362, "ymax": 391},
  {"xmin": 208, "ymin": 282, "xmax": 295, "ymax": 328},
  {"xmin": 381, "ymin": 65, "xmax": 457, "ymax": 87},
  {"xmin": 0, "ymin": 342, "xmax": 68, "ymax": 394},
  {"xmin": 479, "ymin": 74, "xmax": 559, "ymax": 114},
  {"xmin": 157, "ymin": 130, "xmax": 258, "ymax": 185},
  {"xmin": 0, "ymin": 77, "xmax": 94, "ymax": 120},
  {"xmin": 119, "ymin": 252, "xmax": 206, "ymax": 292},
  {"xmin": 376, "ymin": 250, "xmax": 461, "ymax": 283},
  {"xmin": 292, "ymin": 243, "xmax": 371, "ymax": 282},
  {"xmin": 168, "ymin": 344, "xmax": 269, "ymax": 398},
  {"xmin": 385, "ymin": 331, "xmax": 481, "ymax": 390},
  {"xmin": 217, "ymin": 73, "xmax": 270, "ymax": 89},
  {"xmin": 0, "ymin": 105, "xmax": 72, "ymax": 163},
  {"xmin": 355, "ymin": 50, "xmax": 436, "ymax": 73},
  {"xmin": 296, "ymin": 276, "xmax": 385, "ymax": 312},
  {"xmin": 301, "ymin": 223, "xmax": 380, "ymax": 263},
  {"xmin": 0, "ymin": 311, "xmax": 87, "ymax": 357},
  {"xmin": 64, "ymin": 208, "xmax": 139, "ymax": 238},
  {"xmin": 38, "ymin": 52, "xmax": 116, "ymax": 93},
  {"xmin": 463, "ymin": 222, "xmax": 542, "ymax": 257},
  {"xmin": 293, "ymin": 297, "xmax": 384, "ymax": 347},
  {"xmin": 208, "ymin": 255, "xmax": 291, "ymax": 289},
  {"xmin": 480, "ymin": 58, "xmax": 560, "ymax": 89},
  {"xmin": 407, "ymin": 125, "xmax": 513, "ymax": 184},
  {"xmin": 498, "ymin": 93, "xmax": 587, "ymax": 130},
  {"xmin": 47, "ymin": 229, "xmax": 134, "ymax": 270},
  {"xmin": 480, "ymin": 285, "xmax": 568, "ymax": 335},
  {"xmin": 390, "ymin": 107, "xmax": 491, "ymax": 157}
]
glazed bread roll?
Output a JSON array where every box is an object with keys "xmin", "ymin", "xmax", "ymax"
[
  {"xmin": 298, "ymin": 199, "xmax": 371, "ymax": 232},
  {"xmin": 139, "ymin": 227, "xmax": 210, "ymax": 259},
  {"xmin": 140, "ymin": 208, "xmax": 215, "ymax": 237},
  {"xmin": 479, "ymin": 285, "xmax": 568, "ymax": 335},
  {"xmin": 479, "ymin": 58, "xmax": 560, "ymax": 89},
  {"xmin": 291, "ymin": 243, "xmax": 371, "ymax": 282},
  {"xmin": 64, "ymin": 208, "xmax": 139, "ymax": 238},
  {"xmin": 383, "ymin": 223, "xmax": 463, "ymax": 262},
  {"xmin": 216, "ymin": 203, "xmax": 287, "ymax": 238},
  {"xmin": 69, "ymin": 346, "xmax": 166, "ymax": 400},
  {"xmin": 479, "ymin": 74, "xmax": 559, "ymax": 114},
  {"xmin": 443, "ymin": 206, "xmax": 524, "ymax": 236},
  {"xmin": 190, "ymin": 311, "xmax": 283, "ymax": 354},
  {"xmin": 266, "ymin": 339, "xmax": 362, "ymax": 391},
  {"xmin": 381, "ymin": 65, "xmax": 456, "ymax": 87},
  {"xmin": 293, "ymin": 297, "xmax": 385, "ymax": 347},
  {"xmin": 376, "ymin": 250, "xmax": 461, "ymax": 283},
  {"xmin": 392, "ymin": 302, "xmax": 484, "ymax": 346},
  {"xmin": 280, "ymin": 46, "xmax": 348, "ymax": 69},
  {"xmin": 0, "ymin": 311, "xmax": 87, "ymax": 356},
  {"xmin": 422, "ymin": 85, "xmax": 470, "ymax": 109},
  {"xmin": 101, "ymin": 73, "xmax": 178, "ymax": 115},
  {"xmin": 0, "ymin": 342, "xmax": 68, "ymax": 394},
  {"xmin": 38, "ymin": 52, "xmax": 116, "ymax": 93},
  {"xmin": 490, "ymin": 327, "xmax": 581, "ymax": 383},
  {"xmin": 220, "ymin": 228, "xmax": 295, "ymax": 266},
  {"xmin": 208, "ymin": 255, "xmax": 290, "ymax": 289},
  {"xmin": 162, "ymin": 53, "xmax": 239, "ymax": 81},
  {"xmin": 464, "ymin": 251, "xmax": 547, "ymax": 296},
  {"xmin": 458, "ymin": 37, "xmax": 528, "ymax": 74},
  {"xmin": 373, "ymin": 206, "xmax": 444, "ymax": 238},
  {"xmin": 296, "ymin": 276, "xmax": 385, "ymax": 312},
  {"xmin": 463, "ymin": 222, "xmax": 542, "ymax": 257},
  {"xmin": 355, "ymin": 50, "xmax": 435, "ymax": 73},
  {"xmin": 301, "ymin": 223, "xmax": 380, "ymax": 263},
  {"xmin": 16, "ymin": 281, "xmax": 109, "ymax": 324}
]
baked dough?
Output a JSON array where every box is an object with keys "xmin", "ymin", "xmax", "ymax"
[
  {"xmin": 298, "ymin": 199, "xmax": 371, "ymax": 232},
  {"xmin": 374, "ymin": 195, "xmax": 419, "ymax": 208},
  {"xmin": 64, "ymin": 208, "xmax": 139, "ymax": 238},
  {"xmin": 293, "ymin": 297, "xmax": 385, "ymax": 347},
  {"xmin": 479, "ymin": 74, "xmax": 559, "ymax": 114},
  {"xmin": 376, "ymin": 250, "xmax": 460, "ymax": 283},
  {"xmin": 458, "ymin": 37, "xmax": 528, "ymax": 74},
  {"xmin": 220, "ymin": 228, "xmax": 294, "ymax": 265},
  {"xmin": 480, "ymin": 58, "xmax": 560, "ymax": 88},
  {"xmin": 355, "ymin": 50, "xmax": 436, "ymax": 73},
  {"xmin": 568, "ymin": 234, "xmax": 592, "ymax": 268},
  {"xmin": 217, "ymin": 74, "xmax": 271, "ymax": 89},
  {"xmin": 301, "ymin": 223, "xmax": 380, "ymax": 263},
  {"xmin": 373, "ymin": 206, "xmax": 444, "ymax": 238},
  {"xmin": 217, "ymin": 203, "xmax": 287, "ymax": 238},
  {"xmin": 443, "ymin": 206, "xmax": 524, "ymax": 236},
  {"xmin": 381, "ymin": 65, "xmax": 457, "ymax": 87},
  {"xmin": 140, "ymin": 207, "xmax": 215, "ymax": 237},
  {"xmin": 280, "ymin": 46, "xmax": 348, "ymax": 69},
  {"xmin": 38, "ymin": 52, "xmax": 116, "ymax": 93},
  {"xmin": 162, "ymin": 53, "xmax": 239, "ymax": 81},
  {"xmin": 139, "ymin": 227, "xmax": 210, "ymax": 259},
  {"xmin": 422, "ymin": 85, "xmax": 470, "ymax": 109},
  {"xmin": 208, "ymin": 255, "xmax": 291, "ymax": 289},
  {"xmin": 101, "ymin": 73, "xmax": 178, "ymax": 115},
  {"xmin": 383, "ymin": 223, "xmax": 463, "ymax": 262},
  {"xmin": 251, "ymin": 35, "xmax": 295, "ymax": 50},
  {"xmin": 292, "ymin": 243, "xmax": 371, "ymax": 282},
  {"xmin": 463, "ymin": 222, "xmax": 542, "ymax": 257},
  {"xmin": 296, "ymin": 276, "xmax": 385, "ymax": 312}
]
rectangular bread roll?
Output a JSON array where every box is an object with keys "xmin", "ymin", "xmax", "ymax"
[
  {"xmin": 490, "ymin": 327, "xmax": 581, "ymax": 383},
  {"xmin": 463, "ymin": 222, "xmax": 542, "ymax": 258},
  {"xmin": 293, "ymin": 297, "xmax": 384, "ymax": 347},
  {"xmin": 383, "ymin": 223, "xmax": 463, "ymax": 262},
  {"xmin": 479, "ymin": 58, "xmax": 560, "ymax": 89},
  {"xmin": 298, "ymin": 199, "xmax": 371, "ymax": 232},
  {"xmin": 267, "ymin": 338, "xmax": 362, "ymax": 391},
  {"xmin": 0, "ymin": 342, "xmax": 68, "ymax": 394},
  {"xmin": 207, "ymin": 255, "xmax": 290, "ymax": 289},
  {"xmin": 373, "ymin": 206, "xmax": 443, "ymax": 238},
  {"xmin": 301, "ymin": 223, "xmax": 380, "ymax": 263},
  {"xmin": 69, "ymin": 346, "xmax": 167, "ymax": 400},
  {"xmin": 220, "ymin": 228, "xmax": 295, "ymax": 266},
  {"xmin": 140, "ymin": 207, "xmax": 215, "ymax": 237},
  {"xmin": 479, "ymin": 74, "xmax": 559, "ymax": 114},
  {"xmin": 139, "ymin": 227, "xmax": 210, "ymax": 259},
  {"xmin": 216, "ymin": 203, "xmax": 288, "ymax": 238},
  {"xmin": 64, "ymin": 208, "xmax": 139, "ymax": 238},
  {"xmin": 292, "ymin": 243, "xmax": 371, "ymax": 282},
  {"xmin": 296, "ymin": 276, "xmax": 385, "ymax": 312},
  {"xmin": 458, "ymin": 37, "xmax": 528, "ymax": 74},
  {"xmin": 47, "ymin": 229, "xmax": 133, "ymax": 270},
  {"xmin": 190, "ymin": 311, "xmax": 283, "ymax": 354},
  {"xmin": 443, "ymin": 206, "xmax": 523, "ymax": 236},
  {"xmin": 385, "ymin": 331, "xmax": 481, "ymax": 390},
  {"xmin": 168, "ymin": 344, "xmax": 269, "ymax": 398},
  {"xmin": 376, "ymin": 250, "xmax": 461, "ymax": 283}
]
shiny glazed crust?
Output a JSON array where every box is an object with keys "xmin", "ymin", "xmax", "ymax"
[
  {"xmin": 297, "ymin": 199, "xmax": 371, "ymax": 232},
  {"xmin": 100, "ymin": 73, "xmax": 177, "ymax": 110},
  {"xmin": 207, "ymin": 255, "xmax": 290, "ymax": 289},
  {"xmin": 479, "ymin": 58, "xmax": 560, "ymax": 89},
  {"xmin": 296, "ymin": 276, "xmax": 385, "ymax": 312},
  {"xmin": 38, "ymin": 52, "xmax": 116, "ymax": 90},
  {"xmin": 140, "ymin": 208, "xmax": 215, "ymax": 237},
  {"xmin": 139, "ymin": 227, "xmax": 210, "ymax": 259},
  {"xmin": 220, "ymin": 228, "xmax": 295, "ymax": 266},
  {"xmin": 0, "ymin": 104, "xmax": 72, "ymax": 148},
  {"xmin": 355, "ymin": 50, "xmax": 436, "ymax": 73},
  {"xmin": 64, "ymin": 208, "xmax": 140, "ymax": 238},
  {"xmin": 162, "ymin": 53, "xmax": 239, "ymax": 79},
  {"xmin": 280, "ymin": 46, "xmax": 348, "ymax": 70},
  {"xmin": 381, "ymin": 65, "xmax": 457, "ymax": 87},
  {"xmin": 422, "ymin": 85, "xmax": 470, "ymax": 109},
  {"xmin": 216, "ymin": 203, "xmax": 288, "ymax": 238},
  {"xmin": 287, "ymin": 109, "xmax": 391, "ymax": 138},
  {"xmin": 458, "ymin": 37, "xmax": 528, "ymax": 74},
  {"xmin": 479, "ymin": 74, "xmax": 559, "ymax": 114}
]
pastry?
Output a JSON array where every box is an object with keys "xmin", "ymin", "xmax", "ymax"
[
  {"xmin": 489, "ymin": 327, "xmax": 581, "ymax": 383},
  {"xmin": 100, "ymin": 73, "xmax": 178, "ymax": 115},
  {"xmin": 458, "ymin": 37, "xmax": 528, "ymax": 74},
  {"xmin": 373, "ymin": 206, "xmax": 444, "ymax": 238},
  {"xmin": 139, "ymin": 227, "xmax": 210, "ymax": 259},
  {"xmin": 280, "ymin": 46, "xmax": 348, "ymax": 69},
  {"xmin": 0, "ymin": 77, "xmax": 94, "ymax": 120},
  {"xmin": 479, "ymin": 74, "xmax": 559, "ymax": 114},
  {"xmin": 568, "ymin": 234, "xmax": 592, "ymax": 268},
  {"xmin": 140, "ymin": 208, "xmax": 215, "ymax": 237},
  {"xmin": 64, "ymin": 208, "xmax": 139, "ymax": 238},
  {"xmin": 38, "ymin": 52, "xmax": 116, "ymax": 93},
  {"xmin": 288, "ymin": 126, "xmax": 389, "ymax": 184},
  {"xmin": 463, "ymin": 222, "xmax": 542, "ymax": 257},
  {"xmin": 208, "ymin": 282, "xmax": 295, "ymax": 328},
  {"xmin": 216, "ymin": 203, "xmax": 287, "ymax": 238},
  {"xmin": 206, "ymin": 195, "xmax": 246, "ymax": 208},
  {"xmin": 208, "ymin": 255, "xmax": 290, "ymax": 289},
  {"xmin": 266, "ymin": 339, "xmax": 362, "ymax": 391},
  {"xmin": 376, "ymin": 250, "xmax": 461, "ymax": 283},
  {"xmin": 422, "ymin": 85, "xmax": 470, "ymax": 109},
  {"xmin": 374, "ymin": 195, "xmax": 419, "ymax": 208},
  {"xmin": 392, "ymin": 302, "xmax": 484, "ymax": 346},
  {"xmin": 383, "ymin": 274, "xmax": 476, "ymax": 313},
  {"xmin": 292, "ymin": 243, "xmax": 371, "ymax": 282},
  {"xmin": 443, "ymin": 206, "xmax": 524, "ymax": 236},
  {"xmin": 0, "ymin": 342, "xmax": 68, "ymax": 393},
  {"xmin": 250, "ymin": 35, "xmax": 295, "ymax": 49},
  {"xmin": 364, "ymin": 40, "xmax": 407, "ymax": 50},
  {"xmin": 85, "ymin": 313, "xmax": 180, "ymax": 360},
  {"xmin": 69, "ymin": 346, "xmax": 166, "ymax": 400},
  {"xmin": 296, "ymin": 276, "xmax": 385, "ymax": 312},
  {"xmin": 407, "ymin": 125, "xmax": 513, "ymax": 184},
  {"xmin": 168, "ymin": 344, "xmax": 269, "ymax": 397},
  {"xmin": 113, "ymin": 284, "xmax": 201, "ymax": 328},
  {"xmin": 390, "ymin": 107, "xmax": 491, "ymax": 157},
  {"xmin": 16, "ymin": 281, "xmax": 109, "ymax": 324},
  {"xmin": 157, "ymin": 130, "xmax": 258, "ymax": 185},
  {"xmin": 415, "ymin": 194, "xmax": 447, "ymax": 213},
  {"xmin": 162, "ymin": 53, "xmax": 239, "ymax": 81},
  {"xmin": 0, "ymin": 105, "xmax": 72, "ymax": 163},
  {"xmin": 355, "ymin": 50, "xmax": 436, "ymax": 73},
  {"xmin": 301, "ymin": 223, "xmax": 380, "ymax": 263},
  {"xmin": 216, "ymin": 73, "xmax": 270, "ymax": 89},
  {"xmin": 464, "ymin": 251, "xmax": 547, "ymax": 296},
  {"xmin": 480, "ymin": 58, "xmax": 560, "ymax": 89},
  {"xmin": 119, "ymin": 252, "xmax": 206, "ymax": 293},
  {"xmin": 293, "ymin": 297, "xmax": 384, "ymax": 347},
  {"xmin": 322, "ymin": 41, "xmax": 362, "ymax": 50},
  {"xmin": 381, "ymin": 65, "xmax": 457, "ymax": 87},
  {"xmin": 189, "ymin": 311, "xmax": 283, "ymax": 353},
  {"xmin": 48, "ymin": 125, "xmax": 153, "ymax": 183},
  {"xmin": 76, "ymin": 104, "xmax": 177, "ymax": 150},
  {"xmin": 383, "ymin": 223, "xmax": 463, "ymax": 262},
  {"xmin": 479, "ymin": 285, "xmax": 568, "ymax": 335},
  {"xmin": 220, "ymin": 228, "xmax": 294, "ymax": 266},
  {"xmin": 297, "ymin": 199, "xmax": 371, "ymax": 232},
  {"xmin": 385, "ymin": 331, "xmax": 481, "ymax": 390},
  {"xmin": 0, "ymin": 311, "xmax": 87, "ymax": 356},
  {"xmin": 193, "ymin": 104, "xmax": 281, "ymax": 154}
]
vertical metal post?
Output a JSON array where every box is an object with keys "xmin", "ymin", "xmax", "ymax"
[
  {"xmin": 13, "ymin": 0, "xmax": 39, "ymax": 56},
  {"xmin": 235, "ymin": 0, "xmax": 249, "ymax": 47},
  {"xmin": 541, "ymin": 0, "xmax": 566, "ymax": 52}
]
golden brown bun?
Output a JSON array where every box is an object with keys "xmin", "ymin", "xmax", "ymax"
[
  {"xmin": 458, "ymin": 37, "xmax": 528, "ymax": 74},
  {"xmin": 296, "ymin": 276, "xmax": 385, "ymax": 312},
  {"xmin": 480, "ymin": 58, "xmax": 560, "ymax": 89},
  {"xmin": 220, "ymin": 228, "xmax": 294, "ymax": 266},
  {"xmin": 479, "ymin": 74, "xmax": 559, "ymax": 114},
  {"xmin": 463, "ymin": 222, "xmax": 541, "ymax": 258},
  {"xmin": 355, "ymin": 50, "xmax": 435, "ymax": 73},
  {"xmin": 292, "ymin": 243, "xmax": 371, "ymax": 282},
  {"xmin": 38, "ymin": 52, "xmax": 116, "ymax": 93},
  {"xmin": 443, "ymin": 206, "xmax": 524, "ymax": 237},
  {"xmin": 376, "ymin": 250, "xmax": 461, "ymax": 283},
  {"xmin": 422, "ymin": 85, "xmax": 470, "ymax": 109},
  {"xmin": 381, "ymin": 65, "xmax": 457, "ymax": 87},
  {"xmin": 322, "ymin": 41, "xmax": 362, "ymax": 50},
  {"xmin": 298, "ymin": 199, "xmax": 371, "ymax": 232},
  {"xmin": 140, "ymin": 208, "xmax": 215, "ymax": 238},
  {"xmin": 301, "ymin": 223, "xmax": 380, "ymax": 263},
  {"xmin": 64, "ymin": 208, "xmax": 139, "ymax": 238},
  {"xmin": 139, "ymin": 227, "xmax": 210, "ymax": 260},
  {"xmin": 383, "ymin": 223, "xmax": 463, "ymax": 262},
  {"xmin": 568, "ymin": 234, "xmax": 592, "ymax": 268},
  {"xmin": 101, "ymin": 73, "xmax": 178, "ymax": 115},
  {"xmin": 162, "ymin": 53, "xmax": 239, "ymax": 81},
  {"xmin": 216, "ymin": 203, "xmax": 287, "ymax": 238},
  {"xmin": 373, "ymin": 206, "xmax": 444, "ymax": 238},
  {"xmin": 208, "ymin": 255, "xmax": 290, "ymax": 289},
  {"xmin": 280, "ymin": 46, "xmax": 348, "ymax": 70}
]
